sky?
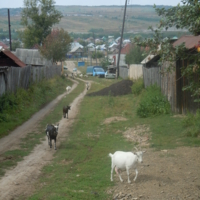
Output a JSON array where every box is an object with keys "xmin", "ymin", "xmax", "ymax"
[{"xmin": 0, "ymin": 0, "xmax": 182, "ymax": 8}]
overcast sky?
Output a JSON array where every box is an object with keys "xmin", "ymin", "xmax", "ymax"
[{"xmin": 0, "ymin": 0, "xmax": 182, "ymax": 8}]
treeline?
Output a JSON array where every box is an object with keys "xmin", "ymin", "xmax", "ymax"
[{"xmin": 0, "ymin": 8, "xmax": 22, "ymax": 16}]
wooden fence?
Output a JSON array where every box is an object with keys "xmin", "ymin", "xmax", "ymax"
[
  {"xmin": 129, "ymin": 64, "xmax": 143, "ymax": 80},
  {"xmin": 143, "ymin": 61, "xmax": 200, "ymax": 114},
  {"xmin": 0, "ymin": 65, "xmax": 62, "ymax": 96},
  {"xmin": 119, "ymin": 66, "xmax": 129, "ymax": 79}
]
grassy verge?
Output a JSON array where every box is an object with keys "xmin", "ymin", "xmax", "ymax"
[
  {"xmin": 0, "ymin": 76, "xmax": 73, "ymax": 139},
  {"xmin": 0, "ymin": 77, "xmax": 85, "ymax": 177},
  {"xmin": 27, "ymin": 79, "xmax": 200, "ymax": 200}
]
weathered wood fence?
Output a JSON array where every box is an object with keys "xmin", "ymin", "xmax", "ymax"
[
  {"xmin": 129, "ymin": 64, "xmax": 143, "ymax": 80},
  {"xmin": 143, "ymin": 62, "xmax": 200, "ymax": 114},
  {"xmin": 119, "ymin": 66, "xmax": 129, "ymax": 79},
  {"xmin": 0, "ymin": 65, "xmax": 62, "ymax": 96}
]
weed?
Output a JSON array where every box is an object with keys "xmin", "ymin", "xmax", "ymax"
[
  {"xmin": 131, "ymin": 77, "xmax": 144, "ymax": 96},
  {"xmin": 137, "ymin": 84, "xmax": 171, "ymax": 118},
  {"xmin": 182, "ymin": 109, "xmax": 200, "ymax": 137}
]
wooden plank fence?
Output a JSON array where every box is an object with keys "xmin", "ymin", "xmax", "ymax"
[
  {"xmin": 143, "ymin": 61, "xmax": 200, "ymax": 114},
  {"xmin": 0, "ymin": 65, "xmax": 62, "ymax": 96}
]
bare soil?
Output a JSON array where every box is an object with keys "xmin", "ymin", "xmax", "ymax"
[
  {"xmin": 88, "ymin": 80, "xmax": 133, "ymax": 96},
  {"xmin": 0, "ymin": 72, "xmax": 199, "ymax": 200},
  {"xmin": 107, "ymin": 127, "xmax": 200, "ymax": 200}
]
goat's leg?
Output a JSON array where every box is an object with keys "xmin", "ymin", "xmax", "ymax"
[
  {"xmin": 126, "ymin": 167, "xmax": 131, "ymax": 183},
  {"xmin": 46, "ymin": 132, "xmax": 50, "ymax": 146},
  {"xmin": 67, "ymin": 112, "xmax": 68, "ymax": 119},
  {"xmin": 110, "ymin": 165, "xmax": 114, "ymax": 181},
  {"xmin": 134, "ymin": 169, "xmax": 138, "ymax": 181},
  {"xmin": 54, "ymin": 138, "xmax": 57, "ymax": 150},
  {"xmin": 116, "ymin": 167, "xmax": 123, "ymax": 182},
  {"xmin": 50, "ymin": 139, "xmax": 52, "ymax": 148}
]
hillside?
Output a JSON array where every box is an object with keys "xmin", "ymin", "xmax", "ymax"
[{"xmin": 0, "ymin": 5, "xmax": 162, "ymax": 34}]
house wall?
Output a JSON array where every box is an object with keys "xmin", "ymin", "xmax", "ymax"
[
  {"xmin": 114, "ymin": 54, "xmax": 127, "ymax": 66},
  {"xmin": 129, "ymin": 64, "xmax": 143, "ymax": 80},
  {"xmin": 0, "ymin": 65, "xmax": 62, "ymax": 96}
]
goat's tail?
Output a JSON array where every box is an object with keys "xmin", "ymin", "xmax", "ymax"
[{"xmin": 108, "ymin": 153, "xmax": 113, "ymax": 159}]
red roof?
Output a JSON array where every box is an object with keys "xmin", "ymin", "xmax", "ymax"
[
  {"xmin": 0, "ymin": 49, "xmax": 26, "ymax": 67},
  {"xmin": 121, "ymin": 43, "xmax": 133, "ymax": 54},
  {"xmin": 173, "ymin": 35, "xmax": 200, "ymax": 49}
]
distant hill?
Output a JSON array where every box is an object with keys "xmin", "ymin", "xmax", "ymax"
[{"xmin": 0, "ymin": 5, "xmax": 170, "ymax": 34}]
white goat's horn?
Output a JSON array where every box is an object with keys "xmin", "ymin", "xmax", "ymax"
[{"xmin": 134, "ymin": 147, "xmax": 138, "ymax": 151}]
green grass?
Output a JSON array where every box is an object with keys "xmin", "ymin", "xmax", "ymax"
[
  {"xmin": 0, "ymin": 76, "xmax": 85, "ymax": 177},
  {"xmin": 1, "ymin": 75, "xmax": 200, "ymax": 199},
  {"xmin": 0, "ymin": 76, "xmax": 73, "ymax": 139},
  {"xmin": 26, "ymin": 79, "xmax": 200, "ymax": 200}
]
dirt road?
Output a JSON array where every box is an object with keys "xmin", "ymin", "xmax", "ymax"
[{"xmin": 0, "ymin": 78, "xmax": 88, "ymax": 200}]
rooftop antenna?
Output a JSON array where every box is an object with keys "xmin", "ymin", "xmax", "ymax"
[{"xmin": 116, "ymin": 0, "xmax": 128, "ymax": 78}]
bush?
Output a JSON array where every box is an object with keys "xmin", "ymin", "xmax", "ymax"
[
  {"xmin": 137, "ymin": 84, "xmax": 171, "ymax": 118},
  {"xmin": 182, "ymin": 110, "xmax": 200, "ymax": 137},
  {"xmin": 131, "ymin": 78, "xmax": 144, "ymax": 96}
]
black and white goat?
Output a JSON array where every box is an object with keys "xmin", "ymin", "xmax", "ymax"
[
  {"xmin": 109, "ymin": 149, "xmax": 145, "ymax": 183},
  {"xmin": 45, "ymin": 124, "xmax": 59, "ymax": 150},
  {"xmin": 63, "ymin": 105, "xmax": 71, "ymax": 119}
]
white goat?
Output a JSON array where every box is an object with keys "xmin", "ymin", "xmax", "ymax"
[
  {"xmin": 86, "ymin": 82, "xmax": 89, "ymax": 90},
  {"xmin": 66, "ymin": 86, "xmax": 72, "ymax": 93},
  {"xmin": 109, "ymin": 150, "xmax": 145, "ymax": 183}
]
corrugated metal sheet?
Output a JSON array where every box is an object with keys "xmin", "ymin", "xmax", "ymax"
[
  {"xmin": 173, "ymin": 35, "xmax": 200, "ymax": 49},
  {"xmin": 15, "ymin": 49, "xmax": 52, "ymax": 66},
  {"xmin": 1, "ymin": 49, "xmax": 26, "ymax": 67}
]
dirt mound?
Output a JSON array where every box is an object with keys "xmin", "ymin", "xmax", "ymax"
[{"xmin": 88, "ymin": 80, "xmax": 133, "ymax": 96}]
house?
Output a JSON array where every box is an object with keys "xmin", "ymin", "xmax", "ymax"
[
  {"xmin": 0, "ymin": 48, "xmax": 26, "ymax": 95},
  {"xmin": 69, "ymin": 46, "xmax": 83, "ymax": 58},
  {"xmin": 142, "ymin": 35, "xmax": 200, "ymax": 114},
  {"xmin": 0, "ymin": 48, "xmax": 26, "ymax": 68},
  {"xmin": 113, "ymin": 43, "xmax": 133, "ymax": 66},
  {"xmin": 14, "ymin": 49, "xmax": 53, "ymax": 67},
  {"xmin": 70, "ymin": 42, "xmax": 83, "ymax": 51}
]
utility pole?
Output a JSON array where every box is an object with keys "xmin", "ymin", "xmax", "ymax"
[
  {"xmin": 93, "ymin": 32, "xmax": 97, "ymax": 66},
  {"xmin": 8, "ymin": 9, "xmax": 12, "ymax": 51},
  {"xmin": 116, "ymin": 0, "xmax": 128, "ymax": 78}
]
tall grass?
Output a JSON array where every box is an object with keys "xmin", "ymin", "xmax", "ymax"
[{"xmin": 137, "ymin": 84, "xmax": 171, "ymax": 118}]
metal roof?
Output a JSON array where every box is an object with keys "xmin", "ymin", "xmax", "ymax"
[
  {"xmin": 0, "ymin": 49, "xmax": 26, "ymax": 67},
  {"xmin": 173, "ymin": 35, "xmax": 200, "ymax": 49},
  {"xmin": 15, "ymin": 49, "xmax": 52, "ymax": 66},
  {"xmin": 141, "ymin": 54, "xmax": 160, "ymax": 64},
  {"xmin": 70, "ymin": 46, "xmax": 83, "ymax": 53}
]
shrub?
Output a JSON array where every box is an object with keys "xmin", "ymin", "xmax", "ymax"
[
  {"xmin": 131, "ymin": 78, "xmax": 144, "ymax": 96},
  {"xmin": 137, "ymin": 84, "xmax": 171, "ymax": 118},
  {"xmin": 182, "ymin": 109, "xmax": 200, "ymax": 137}
]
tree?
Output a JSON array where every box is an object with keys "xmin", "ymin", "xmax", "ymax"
[
  {"xmin": 21, "ymin": 0, "xmax": 62, "ymax": 48},
  {"xmin": 134, "ymin": 0, "xmax": 200, "ymax": 101},
  {"xmin": 92, "ymin": 51, "xmax": 104, "ymax": 59},
  {"xmin": 125, "ymin": 45, "xmax": 148, "ymax": 65},
  {"xmin": 39, "ymin": 28, "xmax": 72, "ymax": 63}
]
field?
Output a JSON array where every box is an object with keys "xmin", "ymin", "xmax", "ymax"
[{"xmin": 0, "ymin": 5, "xmax": 160, "ymax": 34}]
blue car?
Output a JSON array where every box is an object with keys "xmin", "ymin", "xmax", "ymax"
[{"xmin": 93, "ymin": 67, "xmax": 105, "ymax": 77}]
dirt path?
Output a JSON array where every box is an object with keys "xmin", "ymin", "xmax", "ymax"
[{"xmin": 0, "ymin": 78, "xmax": 88, "ymax": 200}]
